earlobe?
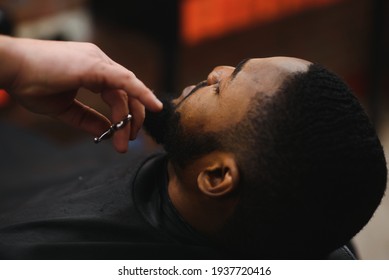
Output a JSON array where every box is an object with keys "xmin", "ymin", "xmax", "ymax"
[{"xmin": 197, "ymin": 153, "xmax": 239, "ymax": 198}]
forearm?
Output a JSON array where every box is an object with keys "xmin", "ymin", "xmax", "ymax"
[{"xmin": 0, "ymin": 35, "xmax": 22, "ymax": 91}]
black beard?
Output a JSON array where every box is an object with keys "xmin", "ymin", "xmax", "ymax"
[
  {"xmin": 143, "ymin": 98, "xmax": 179, "ymax": 145},
  {"xmin": 143, "ymin": 98, "xmax": 220, "ymax": 168}
]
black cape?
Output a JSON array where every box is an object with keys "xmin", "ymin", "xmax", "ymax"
[{"xmin": 0, "ymin": 123, "xmax": 219, "ymax": 259}]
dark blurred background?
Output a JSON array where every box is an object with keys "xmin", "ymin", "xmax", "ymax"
[{"xmin": 0, "ymin": 0, "xmax": 388, "ymax": 259}]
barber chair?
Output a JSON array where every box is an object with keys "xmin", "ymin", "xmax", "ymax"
[{"xmin": 327, "ymin": 244, "xmax": 357, "ymax": 260}]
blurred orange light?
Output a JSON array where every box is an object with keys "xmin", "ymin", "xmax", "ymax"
[
  {"xmin": 181, "ymin": 0, "xmax": 343, "ymax": 45},
  {"xmin": 0, "ymin": 89, "xmax": 10, "ymax": 107}
]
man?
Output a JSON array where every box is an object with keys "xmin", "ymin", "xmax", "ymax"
[
  {"xmin": 0, "ymin": 38, "xmax": 386, "ymax": 259},
  {"xmin": 143, "ymin": 57, "xmax": 387, "ymax": 259}
]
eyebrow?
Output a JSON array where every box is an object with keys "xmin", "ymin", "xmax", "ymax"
[{"xmin": 231, "ymin": 58, "xmax": 250, "ymax": 81}]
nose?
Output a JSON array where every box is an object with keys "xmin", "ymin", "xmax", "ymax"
[{"xmin": 207, "ymin": 66, "xmax": 235, "ymax": 85}]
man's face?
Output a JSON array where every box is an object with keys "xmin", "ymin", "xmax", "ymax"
[
  {"xmin": 143, "ymin": 57, "xmax": 310, "ymax": 164},
  {"xmin": 172, "ymin": 57, "xmax": 311, "ymax": 133}
]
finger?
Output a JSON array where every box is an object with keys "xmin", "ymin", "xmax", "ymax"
[
  {"xmin": 128, "ymin": 98, "xmax": 145, "ymax": 140},
  {"xmin": 94, "ymin": 63, "xmax": 162, "ymax": 112},
  {"xmin": 101, "ymin": 89, "xmax": 130, "ymax": 153},
  {"xmin": 54, "ymin": 100, "xmax": 110, "ymax": 136}
]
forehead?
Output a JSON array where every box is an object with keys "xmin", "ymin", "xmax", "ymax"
[
  {"xmin": 231, "ymin": 57, "xmax": 310, "ymax": 102},
  {"xmin": 242, "ymin": 57, "xmax": 310, "ymax": 88},
  {"xmin": 249, "ymin": 57, "xmax": 311, "ymax": 72},
  {"xmin": 179, "ymin": 57, "xmax": 310, "ymax": 132},
  {"xmin": 221, "ymin": 57, "xmax": 307, "ymax": 103}
]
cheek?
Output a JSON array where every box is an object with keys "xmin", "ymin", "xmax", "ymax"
[{"xmin": 179, "ymin": 96, "xmax": 218, "ymax": 131}]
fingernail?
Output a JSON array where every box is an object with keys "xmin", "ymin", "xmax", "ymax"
[{"xmin": 155, "ymin": 98, "xmax": 163, "ymax": 110}]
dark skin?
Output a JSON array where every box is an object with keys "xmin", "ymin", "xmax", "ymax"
[{"xmin": 168, "ymin": 57, "xmax": 311, "ymax": 236}]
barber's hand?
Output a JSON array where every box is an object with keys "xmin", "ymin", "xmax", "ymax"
[{"xmin": 0, "ymin": 35, "xmax": 162, "ymax": 153}]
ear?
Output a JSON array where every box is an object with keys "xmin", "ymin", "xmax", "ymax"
[{"xmin": 197, "ymin": 152, "xmax": 239, "ymax": 198}]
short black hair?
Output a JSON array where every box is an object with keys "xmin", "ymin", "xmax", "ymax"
[{"xmin": 216, "ymin": 63, "xmax": 387, "ymax": 259}]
